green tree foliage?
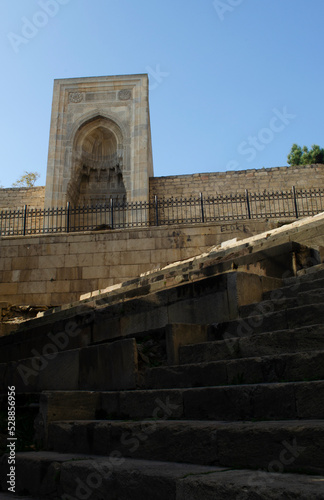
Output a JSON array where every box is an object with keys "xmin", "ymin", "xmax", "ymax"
[
  {"xmin": 12, "ymin": 171, "xmax": 40, "ymax": 188},
  {"xmin": 287, "ymin": 144, "xmax": 324, "ymax": 166}
]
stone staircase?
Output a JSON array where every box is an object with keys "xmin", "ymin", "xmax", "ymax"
[{"xmin": 1, "ymin": 261, "xmax": 324, "ymax": 498}]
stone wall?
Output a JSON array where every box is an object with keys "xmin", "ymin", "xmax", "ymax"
[
  {"xmin": 0, "ymin": 187, "xmax": 45, "ymax": 211},
  {"xmin": 0, "ymin": 219, "xmax": 283, "ymax": 307},
  {"xmin": 149, "ymin": 164, "xmax": 324, "ymax": 199},
  {"xmin": 1, "ymin": 164, "xmax": 323, "ymax": 212}
]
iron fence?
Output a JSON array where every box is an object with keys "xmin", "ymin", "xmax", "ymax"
[{"xmin": 0, "ymin": 187, "xmax": 323, "ymax": 237}]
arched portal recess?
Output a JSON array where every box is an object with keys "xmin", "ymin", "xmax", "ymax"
[{"xmin": 67, "ymin": 116, "xmax": 126, "ymax": 207}]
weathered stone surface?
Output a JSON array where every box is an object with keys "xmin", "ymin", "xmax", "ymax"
[
  {"xmin": 143, "ymin": 361, "xmax": 228, "ymax": 389},
  {"xmin": 144, "ymin": 350, "xmax": 324, "ymax": 389},
  {"xmin": 180, "ymin": 325, "xmax": 324, "ymax": 364},
  {"xmin": 48, "ymin": 420, "xmax": 219, "ymax": 465},
  {"xmin": 183, "ymin": 383, "xmax": 297, "ymax": 421},
  {"xmin": 216, "ymin": 420, "xmax": 324, "ymax": 475},
  {"xmin": 118, "ymin": 389, "xmax": 184, "ymax": 419},
  {"xmin": 2, "ymin": 450, "xmax": 324, "ymax": 500},
  {"xmin": 45, "ymin": 419, "xmax": 324, "ymax": 474},
  {"xmin": 295, "ymin": 381, "xmax": 324, "ymax": 418},
  {"xmin": 37, "ymin": 349, "xmax": 80, "ymax": 391},
  {"xmin": 40, "ymin": 391, "xmax": 101, "ymax": 425},
  {"xmin": 177, "ymin": 469, "xmax": 324, "ymax": 500},
  {"xmin": 287, "ymin": 303, "xmax": 324, "ymax": 329},
  {"xmin": 39, "ymin": 380, "xmax": 322, "ymax": 425},
  {"xmin": 166, "ymin": 323, "xmax": 208, "ymax": 365},
  {"xmin": 79, "ymin": 338, "xmax": 138, "ymax": 391},
  {"xmin": 263, "ymin": 276, "xmax": 324, "ymax": 300}
]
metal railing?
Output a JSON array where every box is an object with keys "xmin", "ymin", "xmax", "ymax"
[{"xmin": 0, "ymin": 187, "xmax": 323, "ymax": 237}]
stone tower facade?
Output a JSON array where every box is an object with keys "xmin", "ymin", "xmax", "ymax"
[{"xmin": 44, "ymin": 74, "xmax": 153, "ymax": 208}]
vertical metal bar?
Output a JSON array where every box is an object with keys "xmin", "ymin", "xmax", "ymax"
[
  {"xmin": 23, "ymin": 205, "xmax": 27, "ymax": 236},
  {"xmin": 245, "ymin": 190, "xmax": 251, "ymax": 219},
  {"xmin": 66, "ymin": 202, "xmax": 70, "ymax": 233},
  {"xmin": 110, "ymin": 198, "xmax": 114, "ymax": 229},
  {"xmin": 155, "ymin": 195, "xmax": 159, "ymax": 226},
  {"xmin": 292, "ymin": 186, "xmax": 298, "ymax": 218},
  {"xmin": 200, "ymin": 192, "xmax": 205, "ymax": 223}
]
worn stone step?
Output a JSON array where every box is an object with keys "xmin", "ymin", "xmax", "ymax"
[
  {"xmin": 38, "ymin": 380, "xmax": 324, "ymax": 425},
  {"xmin": 0, "ymin": 451, "xmax": 224, "ymax": 500},
  {"xmin": 286, "ymin": 263, "xmax": 324, "ymax": 284},
  {"xmin": 262, "ymin": 276, "xmax": 324, "ymax": 301},
  {"xmin": 143, "ymin": 350, "xmax": 324, "ymax": 389},
  {"xmin": 0, "ymin": 267, "xmax": 276, "ymax": 364},
  {"xmin": 0, "ymin": 337, "xmax": 138, "ymax": 394},
  {"xmin": 2, "ymin": 451, "xmax": 324, "ymax": 500},
  {"xmin": 178, "ymin": 468, "xmax": 324, "ymax": 500},
  {"xmin": 46, "ymin": 419, "xmax": 324, "ymax": 475},
  {"xmin": 180, "ymin": 324, "xmax": 324, "ymax": 364},
  {"xmin": 210, "ymin": 302, "xmax": 324, "ymax": 341},
  {"xmin": 239, "ymin": 288, "xmax": 324, "ymax": 318}
]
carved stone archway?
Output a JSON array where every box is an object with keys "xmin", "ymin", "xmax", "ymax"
[
  {"xmin": 67, "ymin": 116, "xmax": 126, "ymax": 207},
  {"xmin": 44, "ymin": 75, "xmax": 153, "ymax": 209}
]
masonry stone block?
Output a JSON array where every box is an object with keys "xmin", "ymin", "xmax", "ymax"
[
  {"xmin": 38, "ymin": 255, "xmax": 65, "ymax": 269},
  {"xmin": 82, "ymin": 266, "xmax": 111, "ymax": 280},
  {"xmin": 120, "ymin": 307, "xmax": 169, "ymax": 336},
  {"xmin": 79, "ymin": 338, "xmax": 138, "ymax": 391},
  {"xmin": 38, "ymin": 349, "xmax": 80, "ymax": 391},
  {"xmin": 120, "ymin": 250, "xmax": 151, "ymax": 265},
  {"xmin": 166, "ymin": 324, "xmax": 208, "ymax": 365}
]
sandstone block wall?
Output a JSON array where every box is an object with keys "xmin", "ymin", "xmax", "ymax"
[
  {"xmin": 0, "ymin": 187, "xmax": 45, "ymax": 211},
  {"xmin": 1, "ymin": 164, "xmax": 322, "ymax": 213},
  {"xmin": 0, "ymin": 219, "xmax": 282, "ymax": 307},
  {"xmin": 149, "ymin": 164, "xmax": 324, "ymax": 199}
]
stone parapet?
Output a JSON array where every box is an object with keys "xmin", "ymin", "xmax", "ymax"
[
  {"xmin": 149, "ymin": 164, "xmax": 324, "ymax": 199},
  {"xmin": 0, "ymin": 186, "xmax": 45, "ymax": 210}
]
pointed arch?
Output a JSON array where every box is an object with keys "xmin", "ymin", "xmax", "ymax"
[{"xmin": 66, "ymin": 115, "xmax": 127, "ymax": 206}]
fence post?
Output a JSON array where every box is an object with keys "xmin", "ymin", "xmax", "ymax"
[
  {"xmin": 155, "ymin": 195, "xmax": 159, "ymax": 226},
  {"xmin": 110, "ymin": 198, "xmax": 114, "ymax": 229},
  {"xmin": 200, "ymin": 192, "xmax": 205, "ymax": 223},
  {"xmin": 66, "ymin": 202, "xmax": 70, "ymax": 233},
  {"xmin": 292, "ymin": 186, "xmax": 298, "ymax": 218},
  {"xmin": 245, "ymin": 189, "xmax": 251, "ymax": 219},
  {"xmin": 23, "ymin": 205, "xmax": 27, "ymax": 236}
]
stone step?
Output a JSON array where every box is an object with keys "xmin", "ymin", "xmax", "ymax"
[
  {"xmin": 239, "ymin": 288, "xmax": 324, "ymax": 318},
  {"xmin": 143, "ymin": 350, "xmax": 324, "ymax": 389},
  {"xmin": 180, "ymin": 324, "xmax": 324, "ymax": 364},
  {"xmin": 209, "ymin": 302, "xmax": 324, "ymax": 341},
  {"xmin": 46, "ymin": 419, "xmax": 324, "ymax": 475},
  {"xmin": 2, "ymin": 451, "xmax": 324, "ymax": 500},
  {"xmin": 38, "ymin": 380, "xmax": 324, "ymax": 425},
  {"xmin": 0, "ymin": 268, "xmax": 277, "ymax": 364},
  {"xmin": 262, "ymin": 276, "xmax": 324, "ymax": 301},
  {"xmin": 286, "ymin": 263, "xmax": 324, "ymax": 284},
  {"xmin": 0, "ymin": 337, "xmax": 138, "ymax": 393}
]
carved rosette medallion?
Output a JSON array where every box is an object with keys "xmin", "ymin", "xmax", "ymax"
[
  {"xmin": 69, "ymin": 92, "xmax": 84, "ymax": 103},
  {"xmin": 118, "ymin": 89, "xmax": 132, "ymax": 101}
]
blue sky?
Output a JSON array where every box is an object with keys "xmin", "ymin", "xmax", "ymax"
[{"xmin": 0, "ymin": 0, "xmax": 323, "ymax": 188}]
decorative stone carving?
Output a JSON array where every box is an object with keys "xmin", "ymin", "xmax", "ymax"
[
  {"xmin": 118, "ymin": 89, "xmax": 132, "ymax": 101},
  {"xmin": 69, "ymin": 92, "xmax": 84, "ymax": 103}
]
